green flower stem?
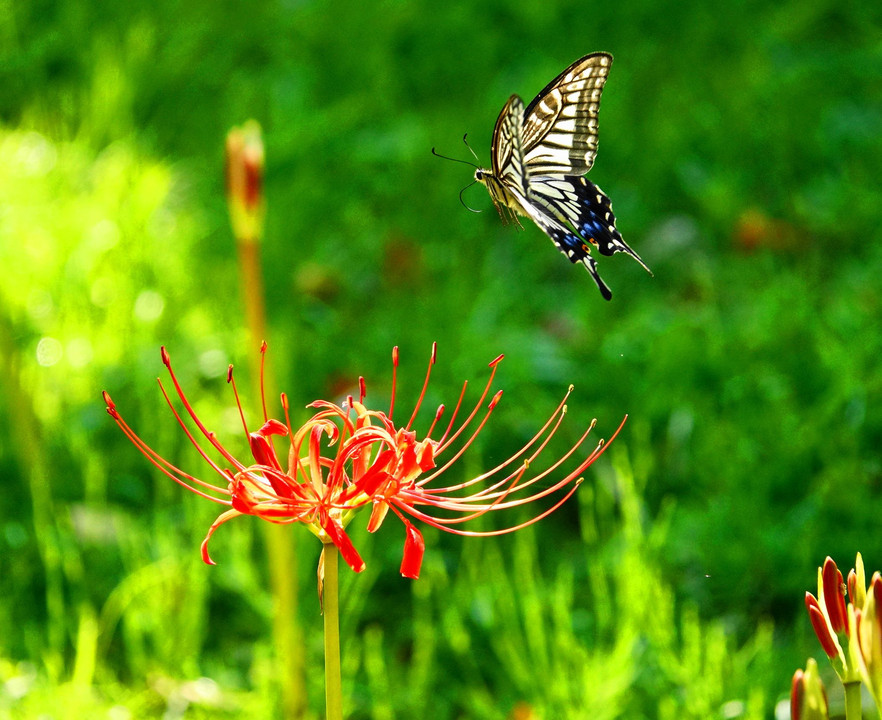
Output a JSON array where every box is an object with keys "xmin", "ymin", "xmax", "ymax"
[
  {"xmin": 323, "ymin": 543, "xmax": 343, "ymax": 720},
  {"xmin": 844, "ymin": 680, "xmax": 863, "ymax": 720}
]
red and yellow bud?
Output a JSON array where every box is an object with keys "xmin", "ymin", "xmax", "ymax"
[
  {"xmin": 791, "ymin": 658, "xmax": 829, "ymax": 720},
  {"xmin": 806, "ymin": 556, "xmax": 862, "ymax": 683},
  {"xmin": 225, "ymin": 120, "xmax": 265, "ymax": 242}
]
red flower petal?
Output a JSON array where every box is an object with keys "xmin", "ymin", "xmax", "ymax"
[
  {"xmin": 400, "ymin": 522, "xmax": 425, "ymax": 579},
  {"xmin": 806, "ymin": 595, "xmax": 839, "ymax": 658},
  {"xmin": 322, "ymin": 517, "xmax": 366, "ymax": 573},
  {"xmin": 822, "ymin": 557, "xmax": 848, "ymax": 635}
]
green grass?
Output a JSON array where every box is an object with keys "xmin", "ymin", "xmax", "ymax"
[{"xmin": 2, "ymin": 0, "xmax": 882, "ymax": 716}]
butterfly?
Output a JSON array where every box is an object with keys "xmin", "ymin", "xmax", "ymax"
[{"xmin": 473, "ymin": 52, "xmax": 651, "ymax": 300}]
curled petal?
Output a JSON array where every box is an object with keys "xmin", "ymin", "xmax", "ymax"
[
  {"xmin": 249, "ymin": 432, "xmax": 283, "ymax": 472},
  {"xmin": 200, "ymin": 509, "xmax": 243, "ymax": 565},
  {"xmin": 367, "ymin": 501, "xmax": 390, "ymax": 533}
]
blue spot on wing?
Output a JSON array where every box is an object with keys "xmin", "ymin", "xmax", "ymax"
[
  {"xmin": 530, "ymin": 176, "xmax": 650, "ymax": 273},
  {"xmin": 519, "ymin": 201, "xmax": 613, "ymax": 300}
]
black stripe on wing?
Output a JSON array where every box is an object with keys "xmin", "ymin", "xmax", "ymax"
[
  {"xmin": 491, "ymin": 95, "xmax": 529, "ymax": 199},
  {"xmin": 521, "ymin": 53, "xmax": 612, "ymax": 176},
  {"xmin": 529, "ymin": 176, "xmax": 650, "ymax": 272},
  {"xmin": 504, "ymin": 184, "xmax": 615, "ymax": 300}
]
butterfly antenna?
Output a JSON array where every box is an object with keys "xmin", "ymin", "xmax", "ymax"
[
  {"xmin": 431, "ymin": 146, "xmax": 479, "ymax": 170},
  {"xmin": 462, "ymin": 133, "xmax": 482, "ymax": 165},
  {"xmin": 459, "ymin": 179, "xmax": 481, "ymax": 213}
]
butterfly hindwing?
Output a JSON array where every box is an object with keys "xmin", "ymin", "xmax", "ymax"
[
  {"xmin": 506, "ymin": 182, "xmax": 613, "ymax": 300},
  {"xmin": 529, "ymin": 176, "xmax": 650, "ymax": 270}
]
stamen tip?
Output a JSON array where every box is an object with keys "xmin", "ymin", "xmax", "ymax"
[
  {"xmin": 160, "ymin": 346, "xmax": 171, "ymax": 366},
  {"xmin": 260, "ymin": 340, "xmax": 268, "ymax": 354},
  {"xmin": 102, "ymin": 390, "xmax": 115, "ymax": 409},
  {"xmin": 227, "ymin": 364, "xmax": 234, "ymax": 383},
  {"xmin": 489, "ymin": 353, "xmax": 504, "ymax": 368},
  {"xmin": 430, "ymin": 342, "xmax": 437, "ymax": 364},
  {"xmin": 392, "ymin": 346, "xmax": 399, "ymax": 366},
  {"xmin": 568, "ymin": 383, "xmax": 574, "ymax": 392},
  {"xmin": 489, "ymin": 389, "xmax": 503, "ymax": 409}
]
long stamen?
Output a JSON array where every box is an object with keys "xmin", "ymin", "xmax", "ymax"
[
  {"xmin": 406, "ymin": 342, "xmax": 437, "ymax": 431},
  {"xmin": 449, "ymin": 415, "xmax": 624, "ymax": 508},
  {"xmin": 436, "ymin": 354, "xmax": 503, "ymax": 453},
  {"xmin": 424, "ymin": 404, "xmax": 445, "ymax": 440},
  {"xmin": 227, "ymin": 365, "xmax": 251, "ymax": 440},
  {"xmin": 446, "ymin": 402, "xmax": 581, "ymax": 502},
  {"xmin": 404, "ymin": 462, "xmax": 530, "ymax": 525},
  {"xmin": 436, "ymin": 381, "xmax": 468, "ymax": 446},
  {"xmin": 423, "ymin": 387, "xmax": 573, "ymax": 494},
  {"xmin": 259, "ymin": 340, "xmax": 269, "ymax": 422},
  {"xmin": 411, "ymin": 480, "xmax": 585, "ymax": 537},
  {"xmin": 103, "ymin": 392, "xmax": 233, "ymax": 502},
  {"xmin": 421, "ymin": 390, "xmax": 503, "ymax": 481},
  {"xmin": 156, "ymin": 377, "xmax": 246, "ymax": 475},
  {"xmin": 159, "ymin": 348, "xmax": 240, "ymax": 467}
]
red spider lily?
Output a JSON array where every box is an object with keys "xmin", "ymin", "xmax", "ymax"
[{"xmin": 104, "ymin": 343, "xmax": 624, "ymax": 578}]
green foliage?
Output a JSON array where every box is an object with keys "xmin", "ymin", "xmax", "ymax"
[{"xmin": 1, "ymin": 0, "xmax": 881, "ymax": 715}]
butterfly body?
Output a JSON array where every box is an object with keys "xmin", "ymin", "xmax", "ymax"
[{"xmin": 476, "ymin": 52, "xmax": 650, "ymax": 300}]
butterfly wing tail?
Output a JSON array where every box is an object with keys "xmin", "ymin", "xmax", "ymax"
[
  {"xmin": 576, "ymin": 180, "xmax": 652, "ymax": 275},
  {"xmin": 580, "ymin": 254, "xmax": 613, "ymax": 301},
  {"xmin": 511, "ymin": 187, "xmax": 614, "ymax": 300}
]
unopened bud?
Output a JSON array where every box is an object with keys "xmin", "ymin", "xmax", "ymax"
[
  {"xmin": 225, "ymin": 120, "xmax": 265, "ymax": 242},
  {"xmin": 791, "ymin": 658, "xmax": 829, "ymax": 720}
]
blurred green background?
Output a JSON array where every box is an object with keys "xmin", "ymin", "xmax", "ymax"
[{"xmin": 2, "ymin": 0, "xmax": 882, "ymax": 717}]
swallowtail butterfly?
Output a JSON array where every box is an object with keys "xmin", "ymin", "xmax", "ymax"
[{"xmin": 474, "ymin": 52, "xmax": 650, "ymax": 300}]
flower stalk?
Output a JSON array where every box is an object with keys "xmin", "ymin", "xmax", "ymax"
[{"xmin": 322, "ymin": 544, "xmax": 343, "ymax": 720}]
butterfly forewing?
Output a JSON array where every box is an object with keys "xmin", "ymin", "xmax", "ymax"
[
  {"xmin": 491, "ymin": 95, "xmax": 529, "ymax": 198},
  {"xmin": 521, "ymin": 53, "xmax": 612, "ymax": 176}
]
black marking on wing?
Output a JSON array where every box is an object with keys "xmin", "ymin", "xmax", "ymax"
[
  {"xmin": 505, "ymin": 184, "xmax": 614, "ymax": 300},
  {"xmin": 491, "ymin": 95, "xmax": 529, "ymax": 199},
  {"xmin": 529, "ymin": 177, "xmax": 649, "ymax": 272}
]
